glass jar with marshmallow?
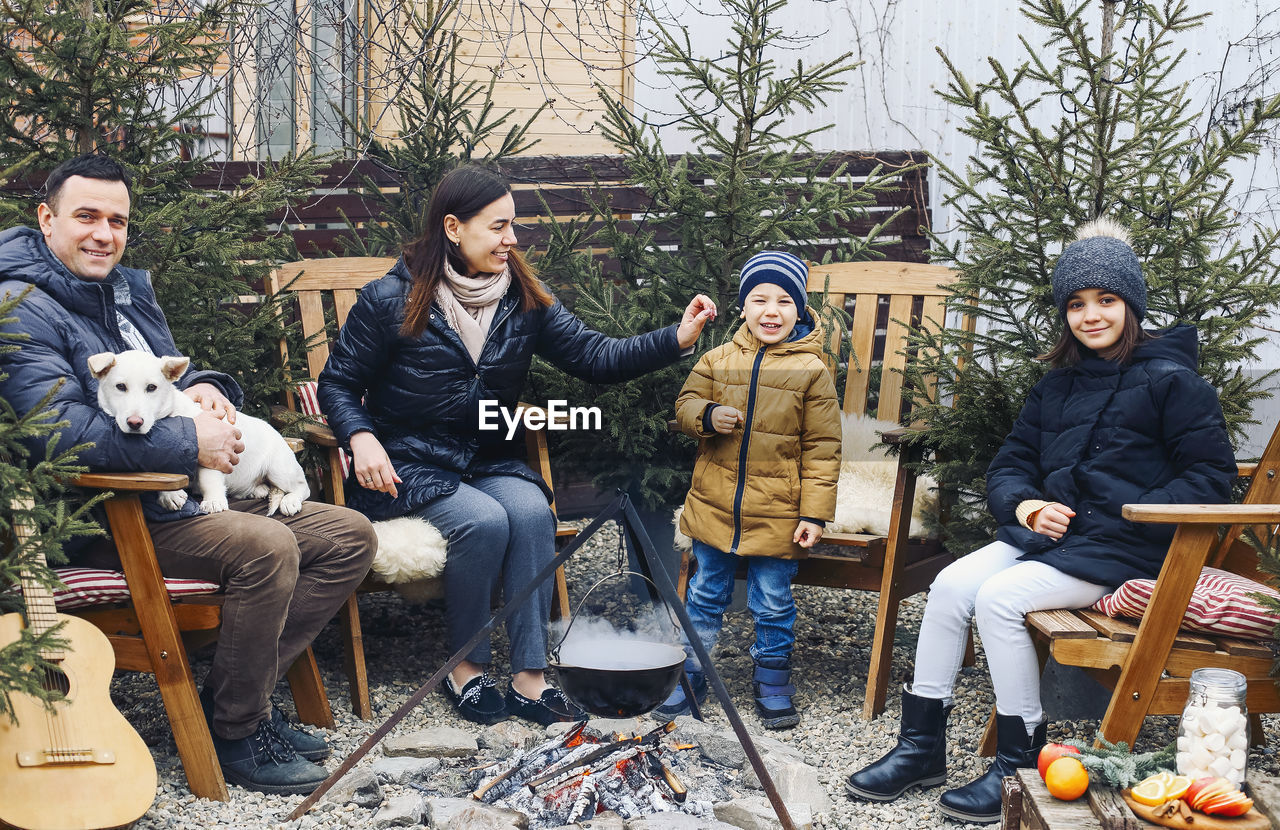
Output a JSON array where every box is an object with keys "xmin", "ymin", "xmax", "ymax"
[{"xmin": 1176, "ymin": 667, "xmax": 1249, "ymax": 784}]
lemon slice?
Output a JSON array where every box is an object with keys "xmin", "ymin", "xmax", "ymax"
[
  {"xmin": 1164, "ymin": 775, "xmax": 1192, "ymax": 802},
  {"xmin": 1145, "ymin": 770, "xmax": 1176, "ymax": 788},
  {"xmin": 1131, "ymin": 778, "xmax": 1168, "ymax": 806}
]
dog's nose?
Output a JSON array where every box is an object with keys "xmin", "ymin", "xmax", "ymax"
[{"xmin": 127, "ymin": 416, "xmax": 144, "ymax": 431}]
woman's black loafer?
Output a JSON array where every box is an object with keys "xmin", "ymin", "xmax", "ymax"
[
  {"xmin": 443, "ymin": 673, "xmax": 508, "ymax": 725},
  {"xmin": 505, "ymin": 685, "xmax": 585, "ymax": 726}
]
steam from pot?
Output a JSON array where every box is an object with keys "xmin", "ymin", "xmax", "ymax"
[{"xmin": 550, "ymin": 605, "xmax": 685, "ymax": 670}]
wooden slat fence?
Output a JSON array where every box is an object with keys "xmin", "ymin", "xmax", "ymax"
[
  {"xmin": 2, "ymin": 151, "xmax": 930, "ymax": 261},
  {"xmin": 216, "ymin": 151, "xmax": 930, "ymax": 261}
]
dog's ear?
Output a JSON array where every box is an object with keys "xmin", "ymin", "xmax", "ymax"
[
  {"xmin": 160, "ymin": 356, "xmax": 190, "ymax": 382},
  {"xmin": 87, "ymin": 353, "xmax": 117, "ymax": 379}
]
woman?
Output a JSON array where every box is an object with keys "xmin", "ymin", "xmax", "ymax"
[{"xmin": 317, "ymin": 165, "xmax": 716, "ymax": 726}]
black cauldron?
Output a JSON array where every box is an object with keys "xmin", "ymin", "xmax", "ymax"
[{"xmin": 550, "ymin": 640, "xmax": 686, "ymax": 718}]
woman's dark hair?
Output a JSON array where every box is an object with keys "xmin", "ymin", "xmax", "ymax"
[
  {"xmin": 45, "ymin": 153, "xmax": 133, "ymax": 209},
  {"xmin": 400, "ymin": 165, "xmax": 552, "ymax": 338},
  {"xmin": 1038, "ymin": 300, "xmax": 1151, "ymax": 367}
]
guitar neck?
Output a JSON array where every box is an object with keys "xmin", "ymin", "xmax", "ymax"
[{"xmin": 11, "ymin": 496, "xmax": 64, "ymax": 659}]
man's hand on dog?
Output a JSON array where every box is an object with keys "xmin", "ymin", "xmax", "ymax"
[
  {"xmin": 195, "ymin": 411, "xmax": 244, "ymax": 473},
  {"xmin": 185, "ymin": 382, "xmax": 238, "ymax": 424},
  {"xmin": 350, "ymin": 431, "xmax": 401, "ymax": 498}
]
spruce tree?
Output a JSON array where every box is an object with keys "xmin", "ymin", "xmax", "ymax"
[
  {"xmin": 531, "ymin": 0, "xmax": 905, "ymax": 508},
  {"xmin": 0, "ymin": 290, "xmax": 103, "ymax": 720},
  {"xmin": 0, "ymin": 0, "xmax": 318, "ymax": 710},
  {"xmin": 339, "ymin": 0, "xmax": 543, "ymax": 256},
  {"xmin": 902, "ymin": 0, "xmax": 1280, "ymax": 552},
  {"xmin": 0, "ymin": 0, "xmax": 324, "ymax": 412}
]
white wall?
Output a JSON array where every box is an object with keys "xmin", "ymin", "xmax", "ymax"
[{"xmin": 632, "ymin": 0, "xmax": 1280, "ymax": 453}]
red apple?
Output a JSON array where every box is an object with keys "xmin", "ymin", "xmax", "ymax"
[
  {"xmin": 1184, "ymin": 777, "xmax": 1253, "ymax": 816},
  {"xmin": 1037, "ymin": 743, "xmax": 1082, "ymax": 780},
  {"xmin": 1186, "ymin": 776, "xmax": 1228, "ymax": 809}
]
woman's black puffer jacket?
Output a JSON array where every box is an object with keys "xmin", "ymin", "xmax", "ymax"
[
  {"xmin": 317, "ymin": 259, "xmax": 681, "ymax": 520},
  {"xmin": 986, "ymin": 324, "xmax": 1236, "ymax": 588}
]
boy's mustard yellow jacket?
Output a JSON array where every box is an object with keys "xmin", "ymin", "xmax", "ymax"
[{"xmin": 676, "ymin": 319, "xmax": 841, "ymax": 559}]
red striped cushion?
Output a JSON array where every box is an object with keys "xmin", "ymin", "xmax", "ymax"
[
  {"xmin": 15, "ymin": 568, "xmax": 221, "ymax": 610},
  {"xmin": 296, "ymin": 381, "xmax": 351, "ymax": 479},
  {"xmin": 1092, "ymin": 566, "xmax": 1280, "ymax": 640}
]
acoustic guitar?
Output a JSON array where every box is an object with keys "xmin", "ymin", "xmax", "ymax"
[{"xmin": 0, "ymin": 502, "xmax": 157, "ymax": 830}]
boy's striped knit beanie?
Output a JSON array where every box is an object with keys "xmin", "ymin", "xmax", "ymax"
[{"xmin": 738, "ymin": 251, "xmax": 809, "ymax": 311}]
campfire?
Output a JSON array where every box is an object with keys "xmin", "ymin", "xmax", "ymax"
[{"xmin": 469, "ymin": 720, "xmax": 709, "ymax": 826}]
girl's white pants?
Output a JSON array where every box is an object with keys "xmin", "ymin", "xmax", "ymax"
[{"xmin": 911, "ymin": 540, "xmax": 1110, "ymax": 729}]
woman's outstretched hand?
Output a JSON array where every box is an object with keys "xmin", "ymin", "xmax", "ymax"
[
  {"xmin": 350, "ymin": 431, "xmax": 401, "ymax": 498},
  {"xmin": 676, "ymin": 294, "xmax": 718, "ymax": 349}
]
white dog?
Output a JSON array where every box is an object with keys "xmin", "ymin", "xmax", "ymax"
[{"xmin": 88, "ymin": 350, "xmax": 310, "ymax": 516}]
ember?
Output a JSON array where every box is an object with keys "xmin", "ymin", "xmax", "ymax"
[{"xmin": 469, "ymin": 720, "xmax": 711, "ymax": 827}]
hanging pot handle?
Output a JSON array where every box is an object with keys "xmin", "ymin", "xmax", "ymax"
[{"xmin": 549, "ymin": 570, "xmax": 682, "ymax": 663}]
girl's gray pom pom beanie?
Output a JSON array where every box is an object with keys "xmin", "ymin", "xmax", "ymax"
[{"xmin": 1051, "ymin": 218, "xmax": 1146, "ymax": 321}]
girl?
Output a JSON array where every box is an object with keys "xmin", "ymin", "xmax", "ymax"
[{"xmin": 844, "ymin": 219, "xmax": 1236, "ymax": 824}]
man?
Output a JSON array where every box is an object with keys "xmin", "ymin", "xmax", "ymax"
[{"xmin": 0, "ymin": 152, "xmax": 377, "ymax": 796}]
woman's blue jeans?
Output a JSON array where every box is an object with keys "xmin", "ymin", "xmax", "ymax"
[
  {"xmin": 682, "ymin": 539, "xmax": 800, "ymax": 668},
  {"xmin": 415, "ymin": 474, "xmax": 556, "ymax": 674}
]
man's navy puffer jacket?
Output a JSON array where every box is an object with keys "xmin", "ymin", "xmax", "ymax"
[
  {"xmin": 0, "ymin": 226, "xmax": 243, "ymax": 524},
  {"xmin": 986, "ymin": 324, "xmax": 1236, "ymax": 588},
  {"xmin": 317, "ymin": 259, "xmax": 682, "ymax": 521}
]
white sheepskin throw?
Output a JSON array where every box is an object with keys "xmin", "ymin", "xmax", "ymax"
[
  {"xmin": 829, "ymin": 412, "xmax": 939, "ymax": 538},
  {"xmin": 672, "ymin": 411, "xmax": 939, "ymax": 549},
  {"xmin": 370, "ymin": 516, "xmax": 448, "ymax": 602}
]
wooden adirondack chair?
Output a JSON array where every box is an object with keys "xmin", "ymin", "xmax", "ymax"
[
  {"xmin": 978, "ymin": 420, "xmax": 1280, "ymax": 755},
  {"xmin": 676, "ymin": 261, "xmax": 968, "ymax": 719},
  {"xmin": 66, "ymin": 471, "xmax": 335, "ymax": 801},
  {"xmin": 266, "ymin": 257, "xmax": 577, "ymax": 720}
]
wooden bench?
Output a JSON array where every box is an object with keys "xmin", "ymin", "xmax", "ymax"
[{"xmin": 267, "ymin": 257, "xmax": 577, "ymax": 719}]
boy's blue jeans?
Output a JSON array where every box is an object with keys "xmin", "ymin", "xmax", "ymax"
[{"xmin": 682, "ymin": 539, "xmax": 800, "ymax": 668}]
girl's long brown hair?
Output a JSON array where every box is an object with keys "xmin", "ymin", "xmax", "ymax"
[
  {"xmin": 400, "ymin": 165, "xmax": 553, "ymax": 339},
  {"xmin": 1038, "ymin": 301, "xmax": 1151, "ymax": 367}
]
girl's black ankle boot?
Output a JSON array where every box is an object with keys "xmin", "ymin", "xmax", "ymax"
[
  {"xmin": 937, "ymin": 713, "xmax": 1046, "ymax": 824},
  {"xmin": 845, "ymin": 688, "xmax": 950, "ymax": 801}
]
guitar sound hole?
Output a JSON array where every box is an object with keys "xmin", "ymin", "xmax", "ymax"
[{"xmin": 41, "ymin": 666, "xmax": 70, "ymax": 697}]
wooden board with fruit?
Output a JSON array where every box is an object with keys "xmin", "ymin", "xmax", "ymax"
[{"xmin": 1122, "ymin": 773, "xmax": 1268, "ymax": 829}]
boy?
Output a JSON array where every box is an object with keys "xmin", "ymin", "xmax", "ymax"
[{"xmin": 659, "ymin": 250, "xmax": 841, "ymax": 728}]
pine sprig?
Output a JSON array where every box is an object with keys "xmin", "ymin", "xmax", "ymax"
[{"xmin": 1070, "ymin": 735, "xmax": 1176, "ymax": 789}]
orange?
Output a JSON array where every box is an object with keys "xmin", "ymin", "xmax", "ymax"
[
  {"xmin": 1131, "ymin": 778, "xmax": 1168, "ymax": 806},
  {"xmin": 1045, "ymin": 756, "xmax": 1089, "ymax": 801}
]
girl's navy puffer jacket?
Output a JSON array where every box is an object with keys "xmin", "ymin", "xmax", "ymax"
[
  {"xmin": 986, "ymin": 324, "xmax": 1236, "ymax": 588},
  {"xmin": 317, "ymin": 259, "xmax": 682, "ymax": 521}
]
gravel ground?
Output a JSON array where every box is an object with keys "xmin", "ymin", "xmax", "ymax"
[{"xmin": 110, "ymin": 518, "xmax": 1280, "ymax": 829}]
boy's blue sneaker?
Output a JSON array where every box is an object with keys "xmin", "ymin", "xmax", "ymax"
[{"xmin": 655, "ymin": 671, "xmax": 707, "ymax": 717}]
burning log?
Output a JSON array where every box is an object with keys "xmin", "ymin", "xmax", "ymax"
[
  {"xmin": 530, "ymin": 746, "xmax": 644, "ymax": 794},
  {"xmin": 645, "ymin": 753, "xmax": 687, "ymax": 803},
  {"xmin": 523, "ymin": 736, "xmax": 637, "ymax": 790},
  {"xmin": 598, "ymin": 769, "xmax": 642, "ymax": 819},
  {"xmin": 477, "ymin": 719, "xmax": 696, "ymax": 825},
  {"xmin": 567, "ymin": 773, "xmax": 600, "ymax": 823},
  {"xmin": 471, "ymin": 722, "xmax": 586, "ymax": 801}
]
